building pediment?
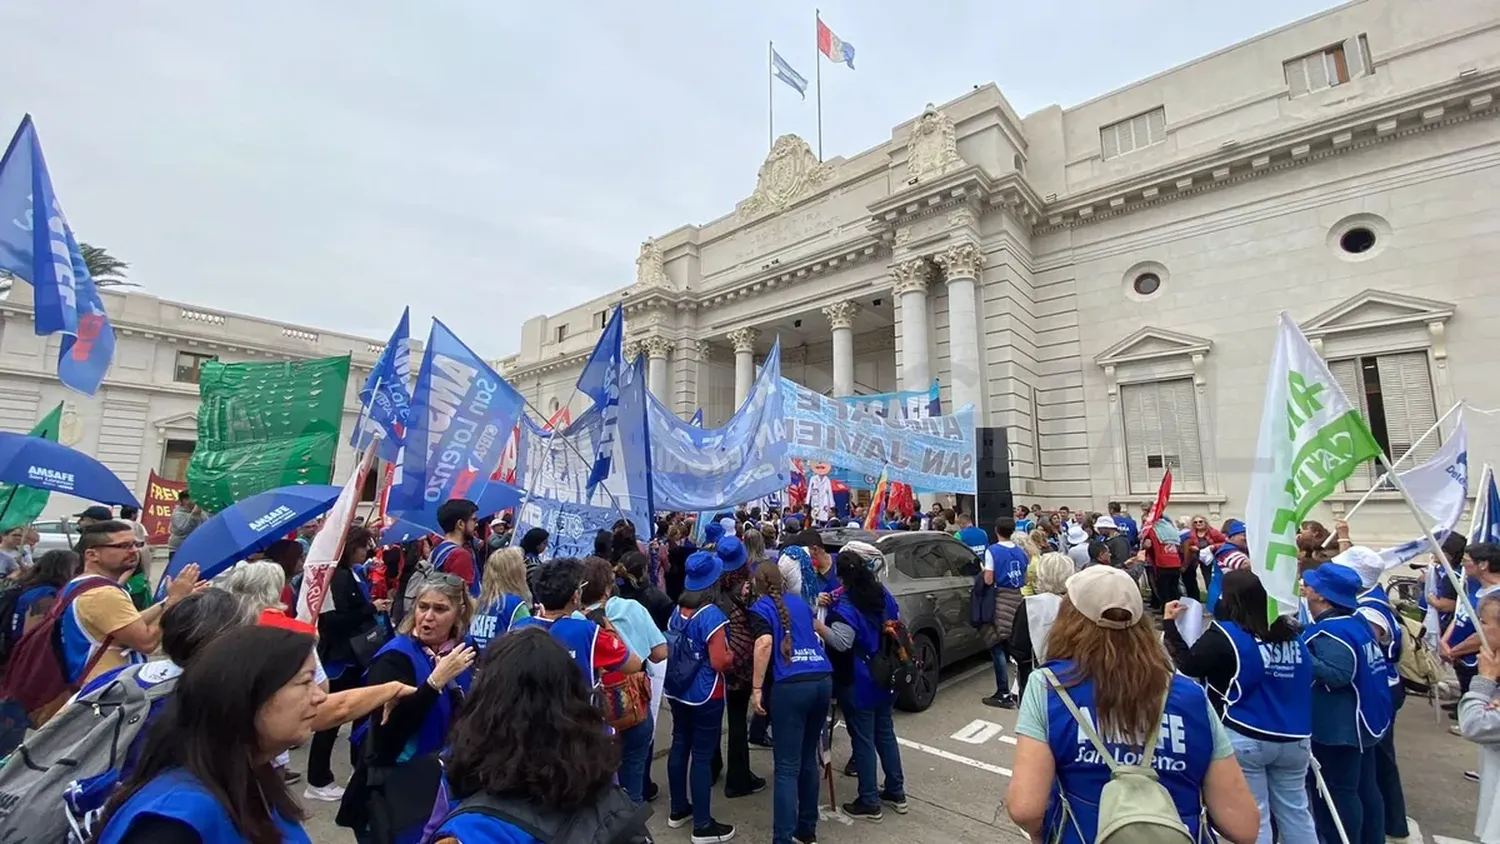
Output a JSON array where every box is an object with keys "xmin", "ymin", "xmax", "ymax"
[
  {"xmin": 1095, "ymin": 327, "xmax": 1212, "ymax": 367},
  {"xmin": 153, "ymin": 411, "xmax": 198, "ymax": 435},
  {"xmin": 1300, "ymin": 289, "xmax": 1455, "ymax": 339},
  {"xmin": 736, "ymin": 135, "xmax": 836, "ymax": 222}
]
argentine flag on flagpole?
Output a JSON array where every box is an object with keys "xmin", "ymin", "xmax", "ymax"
[{"xmin": 771, "ymin": 47, "xmax": 809, "ymax": 99}]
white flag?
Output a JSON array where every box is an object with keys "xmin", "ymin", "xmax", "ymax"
[
  {"xmin": 1247, "ymin": 314, "xmax": 1383, "ymax": 609},
  {"xmin": 1376, "ymin": 410, "xmax": 1468, "ymax": 568},
  {"xmin": 297, "ymin": 446, "xmax": 378, "ymax": 622}
]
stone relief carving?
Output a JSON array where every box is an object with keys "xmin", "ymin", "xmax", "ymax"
[
  {"xmin": 893, "ymin": 226, "xmax": 912, "ymax": 246},
  {"xmin": 643, "ymin": 335, "xmax": 674, "ymax": 359},
  {"xmin": 948, "ymin": 206, "xmax": 976, "ymax": 230},
  {"xmin": 635, "ymin": 238, "xmax": 669, "ymax": 288},
  {"xmin": 727, "ymin": 327, "xmax": 760, "ymax": 354},
  {"xmin": 906, "ymin": 103, "xmax": 965, "ymax": 183},
  {"xmin": 59, "ymin": 403, "xmax": 82, "ymax": 447},
  {"xmin": 935, "ymin": 242, "xmax": 985, "ymax": 281},
  {"xmin": 736, "ymin": 135, "xmax": 834, "ymax": 220},
  {"xmin": 822, "ymin": 301, "xmax": 859, "ymax": 331},
  {"xmin": 890, "ymin": 259, "xmax": 932, "ymax": 297}
]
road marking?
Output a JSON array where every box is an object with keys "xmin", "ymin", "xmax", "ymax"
[
  {"xmin": 951, "ymin": 719, "xmax": 1005, "ymax": 745},
  {"xmin": 1000, "ymin": 735, "xmax": 1017, "ymax": 745},
  {"xmin": 1433, "ymin": 837, "xmax": 1477, "ymax": 844},
  {"xmin": 895, "ymin": 735, "xmax": 1013, "ymax": 777}
]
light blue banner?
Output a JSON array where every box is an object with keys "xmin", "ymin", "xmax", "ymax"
[
  {"xmin": 513, "ymin": 356, "xmax": 654, "ymax": 559},
  {"xmin": 781, "ymin": 378, "xmax": 976, "ymax": 494},
  {"xmin": 647, "ymin": 344, "xmax": 789, "ymax": 512}
]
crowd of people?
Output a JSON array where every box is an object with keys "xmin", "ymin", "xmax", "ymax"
[{"xmin": 0, "ymin": 492, "xmax": 1492, "ymax": 843}]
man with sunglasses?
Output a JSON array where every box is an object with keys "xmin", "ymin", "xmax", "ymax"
[{"xmin": 58, "ymin": 520, "xmax": 200, "ymax": 689}]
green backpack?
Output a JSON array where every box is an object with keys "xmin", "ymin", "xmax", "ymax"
[{"xmin": 1041, "ymin": 668, "xmax": 1195, "ymax": 844}]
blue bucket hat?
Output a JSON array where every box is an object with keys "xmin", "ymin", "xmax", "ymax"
[
  {"xmin": 1303, "ymin": 562, "xmax": 1361, "ymax": 610},
  {"xmin": 704, "ymin": 521, "xmax": 724, "ymax": 545},
  {"xmin": 1224, "ymin": 519, "xmax": 1247, "ymax": 538},
  {"xmin": 717, "ymin": 536, "xmax": 747, "ymax": 572},
  {"xmin": 684, "ymin": 550, "xmax": 724, "ymax": 592}
]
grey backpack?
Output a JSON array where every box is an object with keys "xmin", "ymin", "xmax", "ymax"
[
  {"xmin": 1041, "ymin": 668, "xmax": 1195, "ymax": 844},
  {"xmin": 0, "ymin": 663, "xmax": 178, "ymax": 844}
]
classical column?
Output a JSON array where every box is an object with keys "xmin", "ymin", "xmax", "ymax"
[
  {"xmin": 644, "ymin": 336, "xmax": 673, "ymax": 400},
  {"xmin": 822, "ymin": 301, "xmax": 858, "ymax": 397},
  {"xmin": 891, "ymin": 259, "xmax": 933, "ymax": 391},
  {"xmin": 935, "ymin": 242, "xmax": 985, "ymax": 413},
  {"xmin": 728, "ymin": 327, "xmax": 759, "ymax": 407}
]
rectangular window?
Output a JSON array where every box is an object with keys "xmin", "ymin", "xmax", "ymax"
[
  {"xmin": 1100, "ymin": 108, "xmax": 1166, "ymax": 159},
  {"xmin": 174, "ymin": 351, "xmax": 215, "ymax": 384},
  {"xmin": 1120, "ymin": 378, "xmax": 1204, "ymax": 494},
  {"xmin": 160, "ymin": 439, "xmax": 196, "ymax": 483},
  {"xmin": 1285, "ymin": 44, "xmax": 1351, "ymax": 98},
  {"xmin": 555, "ymin": 324, "xmax": 568, "ymax": 344},
  {"xmin": 595, "ymin": 310, "xmax": 609, "ymax": 329},
  {"xmin": 1328, "ymin": 352, "xmax": 1438, "ymax": 490}
]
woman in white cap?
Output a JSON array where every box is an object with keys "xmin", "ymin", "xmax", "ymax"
[
  {"xmin": 1063, "ymin": 524, "xmax": 1091, "ymax": 571},
  {"xmin": 1006, "ymin": 565, "xmax": 1258, "ymax": 844}
]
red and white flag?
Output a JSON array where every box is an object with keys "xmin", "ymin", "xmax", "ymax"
[{"xmin": 297, "ymin": 446, "xmax": 378, "ymax": 621}]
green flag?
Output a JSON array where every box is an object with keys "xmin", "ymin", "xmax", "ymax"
[
  {"xmin": 0, "ymin": 402, "xmax": 65, "ymax": 532},
  {"xmin": 1246, "ymin": 313, "xmax": 1383, "ymax": 609},
  {"xmin": 186, "ymin": 356, "xmax": 351, "ymax": 514}
]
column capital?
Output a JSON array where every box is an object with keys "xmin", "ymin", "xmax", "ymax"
[
  {"xmin": 727, "ymin": 326, "xmax": 760, "ymax": 354},
  {"xmin": 822, "ymin": 300, "xmax": 859, "ymax": 331},
  {"xmin": 624, "ymin": 339, "xmax": 645, "ymax": 359},
  {"xmin": 643, "ymin": 335, "xmax": 674, "ymax": 360},
  {"xmin": 890, "ymin": 259, "xmax": 932, "ymax": 297},
  {"xmin": 935, "ymin": 241, "xmax": 985, "ymax": 281}
]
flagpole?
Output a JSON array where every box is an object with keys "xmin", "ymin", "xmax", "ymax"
[
  {"xmin": 768, "ymin": 41, "xmax": 774, "ymax": 152},
  {"xmin": 814, "ymin": 10, "xmax": 824, "ymax": 161},
  {"xmin": 1377, "ymin": 451, "xmax": 1492, "ymax": 658},
  {"xmin": 1324, "ymin": 398, "xmax": 1465, "ymax": 547}
]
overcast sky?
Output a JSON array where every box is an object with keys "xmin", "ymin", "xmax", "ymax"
[{"xmin": 1, "ymin": 0, "xmax": 1337, "ymax": 357}]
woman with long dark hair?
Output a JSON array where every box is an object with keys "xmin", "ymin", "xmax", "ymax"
[
  {"xmin": 1007, "ymin": 566, "xmax": 1258, "ymax": 844},
  {"xmin": 427, "ymin": 628, "xmax": 649, "ymax": 841},
  {"xmin": 617, "ymin": 550, "xmax": 673, "ymax": 632},
  {"xmin": 92, "ymin": 625, "xmax": 325, "ymax": 843},
  {"xmin": 664, "ymin": 551, "xmax": 735, "ymax": 842},
  {"xmin": 749, "ymin": 563, "xmax": 832, "ymax": 844},
  {"xmin": 824, "ymin": 550, "xmax": 905, "ymax": 820},
  {"xmin": 1165, "ymin": 568, "xmax": 1317, "ymax": 843}
]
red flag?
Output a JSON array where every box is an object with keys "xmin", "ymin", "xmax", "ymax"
[
  {"xmin": 1140, "ymin": 469, "xmax": 1175, "ymax": 563},
  {"xmin": 140, "ymin": 472, "xmax": 187, "ymax": 546}
]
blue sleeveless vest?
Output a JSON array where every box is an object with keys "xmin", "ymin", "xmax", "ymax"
[
  {"xmin": 749, "ymin": 594, "xmax": 832, "ymax": 682},
  {"xmin": 1041, "ymin": 662, "xmax": 1214, "ymax": 844},
  {"xmin": 985, "ymin": 543, "xmax": 1029, "ymax": 589},
  {"xmin": 1303, "ymin": 614, "xmax": 1393, "ymax": 743},
  {"xmin": 429, "ymin": 812, "xmax": 539, "ymax": 843},
  {"xmin": 470, "ymin": 593, "xmax": 526, "ymax": 652},
  {"xmin": 665, "ymin": 604, "xmax": 728, "ymax": 706},
  {"xmin": 829, "ymin": 590, "xmax": 899, "ymax": 709},
  {"xmin": 430, "ymin": 540, "xmax": 480, "ymax": 597},
  {"xmin": 1216, "ymin": 621, "xmax": 1313, "ymax": 739},
  {"xmin": 372, "ymin": 634, "xmax": 468, "ymax": 760},
  {"xmin": 96, "ymin": 768, "xmax": 311, "ymax": 844},
  {"xmin": 1448, "ymin": 582, "xmax": 1487, "ymax": 670},
  {"xmin": 1358, "ymin": 587, "xmax": 1404, "ymax": 688},
  {"xmin": 513, "ymin": 615, "xmax": 601, "ymax": 686}
]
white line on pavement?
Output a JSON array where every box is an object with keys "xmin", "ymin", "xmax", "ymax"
[
  {"xmin": 951, "ymin": 719, "xmax": 1005, "ymax": 745},
  {"xmin": 895, "ymin": 735, "xmax": 1013, "ymax": 778}
]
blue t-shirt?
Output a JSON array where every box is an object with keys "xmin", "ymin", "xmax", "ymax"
[
  {"xmin": 957, "ymin": 526, "xmax": 989, "ymax": 556},
  {"xmin": 576, "ymin": 596, "xmax": 666, "ymax": 663}
]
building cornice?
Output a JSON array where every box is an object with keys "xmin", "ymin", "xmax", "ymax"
[{"xmin": 1034, "ymin": 70, "xmax": 1500, "ymax": 234}]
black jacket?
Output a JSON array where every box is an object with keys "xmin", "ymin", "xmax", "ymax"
[
  {"xmin": 436, "ymin": 787, "xmax": 651, "ymax": 844},
  {"xmin": 317, "ymin": 564, "xmax": 377, "ymax": 666}
]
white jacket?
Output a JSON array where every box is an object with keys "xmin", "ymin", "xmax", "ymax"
[{"xmin": 1459, "ymin": 675, "xmax": 1500, "ymax": 843}]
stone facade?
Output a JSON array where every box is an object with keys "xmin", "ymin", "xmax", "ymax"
[{"xmin": 496, "ymin": 0, "xmax": 1500, "ymax": 540}]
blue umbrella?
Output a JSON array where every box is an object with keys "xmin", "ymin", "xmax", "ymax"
[
  {"xmin": 157, "ymin": 484, "xmax": 343, "ymax": 595},
  {"xmin": 0, "ymin": 432, "xmax": 139, "ymax": 511}
]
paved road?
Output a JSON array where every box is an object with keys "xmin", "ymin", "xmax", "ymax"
[{"xmin": 291, "ymin": 656, "xmax": 1488, "ymax": 843}]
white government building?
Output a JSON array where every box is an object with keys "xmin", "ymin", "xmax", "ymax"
[{"xmin": 1, "ymin": 0, "xmax": 1498, "ymax": 539}]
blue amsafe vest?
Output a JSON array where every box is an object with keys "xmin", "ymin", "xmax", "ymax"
[
  {"xmin": 1358, "ymin": 586, "xmax": 1404, "ymax": 688},
  {"xmin": 429, "ymin": 813, "xmax": 537, "ymax": 843},
  {"xmin": 1303, "ymin": 614, "xmax": 1394, "ymax": 742},
  {"xmin": 1448, "ymin": 582, "xmax": 1487, "ymax": 670},
  {"xmin": 430, "ymin": 540, "xmax": 480, "ymax": 597},
  {"xmin": 985, "ymin": 543, "xmax": 1029, "ymax": 588},
  {"xmin": 367, "ymin": 635, "xmax": 468, "ymax": 760},
  {"xmin": 96, "ymin": 768, "xmax": 312, "ymax": 844},
  {"xmin": 1042, "ymin": 662, "xmax": 1214, "ymax": 844},
  {"xmin": 665, "ymin": 604, "xmax": 729, "ymax": 706},
  {"xmin": 829, "ymin": 589, "xmax": 901, "ymax": 710},
  {"xmin": 749, "ymin": 593, "xmax": 832, "ymax": 682},
  {"xmin": 513, "ymin": 615, "xmax": 601, "ymax": 686},
  {"xmin": 470, "ymin": 593, "xmax": 527, "ymax": 652},
  {"xmin": 1216, "ymin": 621, "xmax": 1313, "ymax": 740}
]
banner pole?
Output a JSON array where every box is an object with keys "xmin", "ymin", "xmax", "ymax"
[
  {"xmin": 1325, "ymin": 400, "xmax": 1464, "ymax": 547},
  {"xmin": 768, "ymin": 41, "xmax": 774, "ymax": 152},
  {"xmin": 814, "ymin": 10, "xmax": 824, "ymax": 161},
  {"xmin": 1309, "ymin": 755, "xmax": 1353, "ymax": 844}
]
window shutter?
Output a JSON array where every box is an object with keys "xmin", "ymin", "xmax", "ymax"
[
  {"xmin": 1120, "ymin": 379, "xmax": 1201, "ymax": 494},
  {"xmin": 1147, "ymin": 108, "xmax": 1166, "ymax": 144},
  {"xmin": 1307, "ymin": 52, "xmax": 1330, "ymax": 91},
  {"xmin": 1130, "ymin": 114, "xmax": 1151, "ymax": 151},
  {"xmin": 1101, "ymin": 125, "xmax": 1120, "ymax": 159},
  {"xmin": 1159, "ymin": 379, "xmax": 1205, "ymax": 493},
  {"xmin": 1122, "ymin": 384, "xmax": 1149, "ymax": 492},
  {"xmin": 1377, "ymin": 352, "xmax": 1438, "ymax": 464},
  {"xmin": 1328, "ymin": 358, "xmax": 1375, "ymax": 490}
]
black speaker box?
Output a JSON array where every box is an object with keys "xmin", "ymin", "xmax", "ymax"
[{"xmin": 975, "ymin": 426, "xmax": 1014, "ymax": 539}]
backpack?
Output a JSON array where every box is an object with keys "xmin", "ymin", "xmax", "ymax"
[
  {"xmin": 0, "ymin": 663, "xmax": 179, "ymax": 844},
  {"xmin": 866, "ymin": 618, "xmax": 918, "ymax": 692},
  {"xmin": 1397, "ymin": 613, "xmax": 1443, "ymax": 694},
  {"xmin": 1041, "ymin": 668, "xmax": 1194, "ymax": 844},
  {"xmin": 429, "ymin": 786, "xmax": 652, "ymax": 844},
  {"xmin": 0, "ymin": 579, "xmax": 28, "ymax": 673},
  {"xmin": 663, "ymin": 613, "xmax": 706, "ymax": 700},
  {"xmin": 0, "ymin": 576, "xmax": 120, "ymax": 727}
]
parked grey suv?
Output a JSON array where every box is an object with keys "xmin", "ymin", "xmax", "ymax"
[{"xmin": 819, "ymin": 528, "xmax": 985, "ymax": 712}]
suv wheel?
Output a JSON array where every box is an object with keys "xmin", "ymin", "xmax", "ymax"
[{"xmin": 895, "ymin": 632, "xmax": 940, "ymax": 712}]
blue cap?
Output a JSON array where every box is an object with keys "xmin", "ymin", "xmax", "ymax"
[
  {"xmin": 1303, "ymin": 562, "xmax": 1361, "ymax": 610},
  {"xmin": 704, "ymin": 521, "xmax": 724, "ymax": 545},
  {"xmin": 1225, "ymin": 519, "xmax": 1246, "ymax": 538},
  {"xmin": 717, "ymin": 536, "xmax": 747, "ymax": 572},
  {"xmin": 782, "ymin": 515, "xmax": 803, "ymax": 531},
  {"xmin": 684, "ymin": 551, "xmax": 724, "ymax": 592}
]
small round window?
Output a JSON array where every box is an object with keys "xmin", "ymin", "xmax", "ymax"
[
  {"xmin": 1132, "ymin": 273, "xmax": 1161, "ymax": 296},
  {"xmin": 1340, "ymin": 227, "xmax": 1377, "ymax": 255}
]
